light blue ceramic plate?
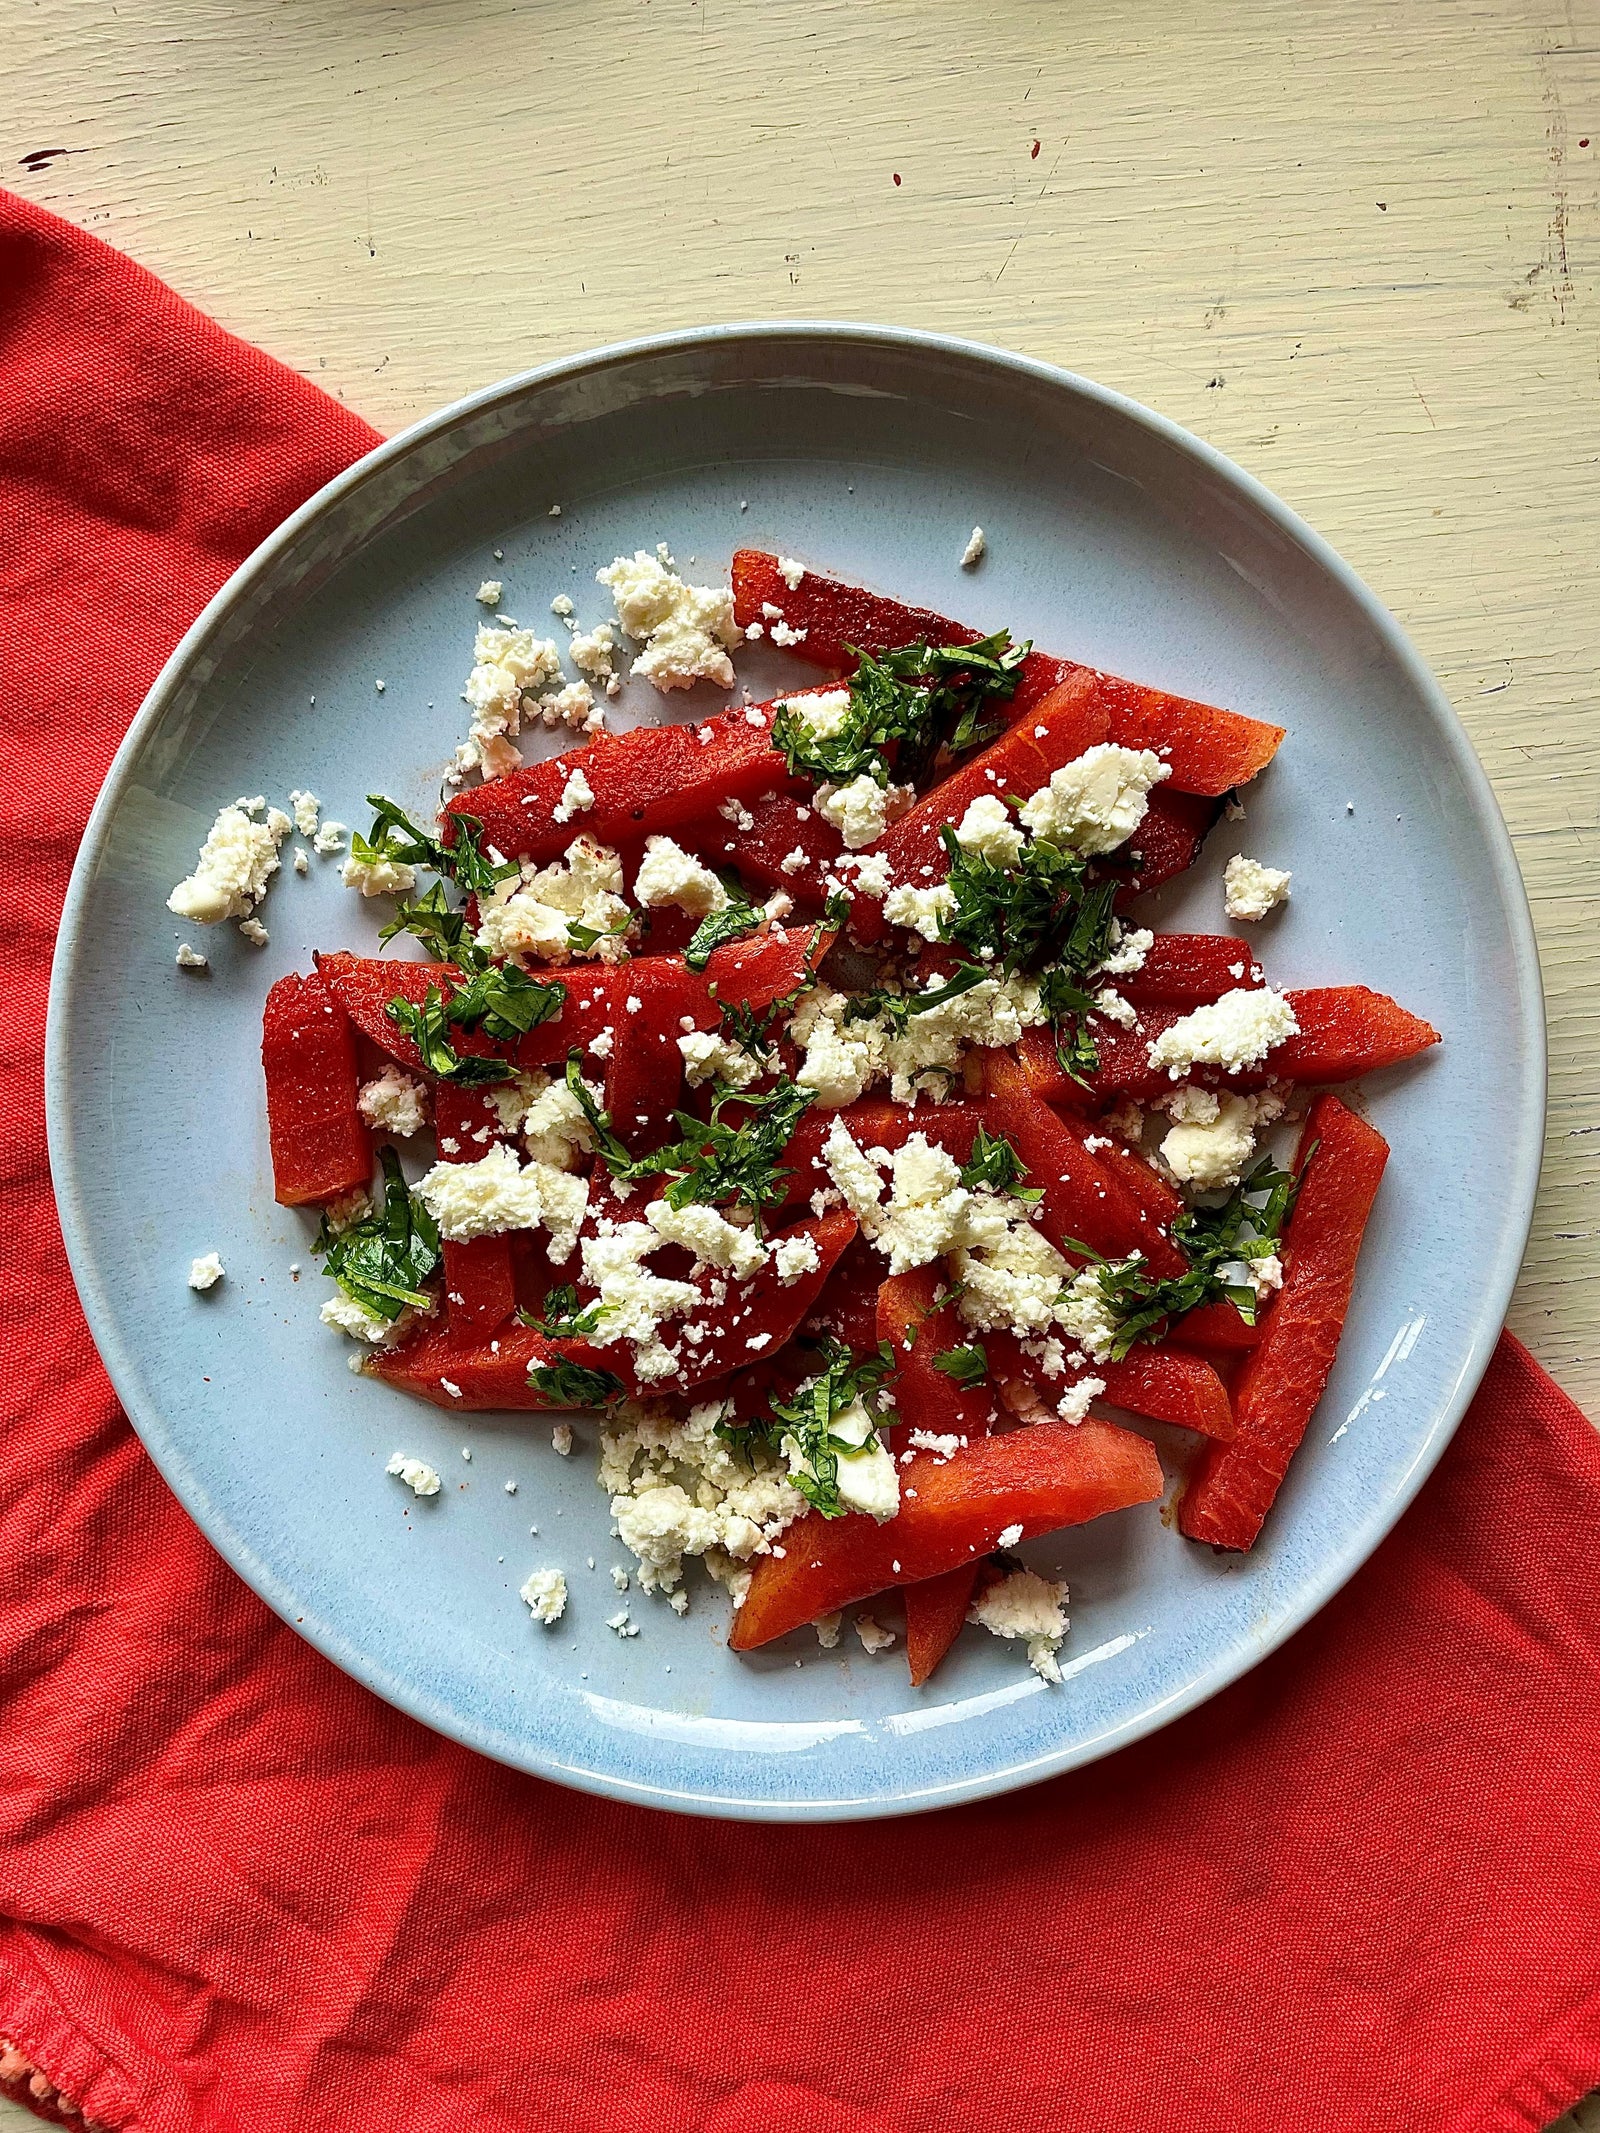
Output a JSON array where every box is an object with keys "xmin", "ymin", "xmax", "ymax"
[{"xmin": 46, "ymin": 327, "xmax": 1543, "ymax": 1820}]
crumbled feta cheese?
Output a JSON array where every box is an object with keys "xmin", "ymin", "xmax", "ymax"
[
  {"xmin": 814, "ymin": 773, "xmax": 903, "ymax": 850},
  {"xmin": 644, "ymin": 1198, "xmax": 766, "ymax": 1279},
  {"xmin": 570, "ymin": 623, "xmax": 619, "ymax": 693},
  {"xmin": 633, "ymin": 835, "xmax": 730, "ymax": 917},
  {"xmin": 579, "ymin": 1223, "xmax": 700, "ymax": 1367},
  {"xmin": 1096, "ymin": 924, "xmax": 1153, "ymax": 977},
  {"xmin": 1018, "ymin": 744, "xmax": 1170, "ymax": 856},
  {"xmin": 1147, "ymin": 987, "xmax": 1300, "ymax": 1079},
  {"xmin": 1092, "ymin": 986, "xmax": 1138, "ymax": 1029},
  {"xmin": 521, "ymin": 1567, "xmax": 567, "ymax": 1621},
  {"xmin": 322, "ymin": 1292, "xmax": 396, "ymax": 1343},
  {"xmin": 475, "ymin": 836, "xmax": 632, "ymax": 964},
  {"xmin": 476, "ymin": 579, "xmax": 504, "ymax": 607},
  {"xmin": 601, "ymin": 1398, "xmax": 807, "ymax": 1595},
  {"xmin": 846, "ymin": 851, "xmax": 892, "ymax": 899},
  {"xmin": 552, "ymin": 765, "xmax": 595, "ymax": 825},
  {"xmin": 882, "ymin": 882, "xmax": 955, "ymax": 942},
  {"xmin": 292, "ymin": 850, "xmax": 309, "ymax": 875},
  {"xmin": 954, "ymin": 793, "xmax": 1025, "ymax": 868},
  {"xmin": 771, "ymin": 1233, "xmax": 821, "ymax": 1286},
  {"xmin": 959, "ymin": 525, "xmax": 987, "ymax": 569},
  {"xmin": 288, "ymin": 789, "xmax": 320, "ymax": 839},
  {"xmin": 417, "ymin": 1142, "xmax": 587, "ymax": 1260},
  {"xmin": 237, "ymin": 917, "xmax": 270, "ymax": 947},
  {"xmin": 996, "ymin": 1522, "xmax": 1024, "ymax": 1548},
  {"xmin": 1054, "ymin": 1266, "xmax": 1123, "ymax": 1363},
  {"xmin": 781, "ymin": 686, "xmax": 852, "ymax": 743},
  {"xmin": 607, "ymin": 1608, "xmax": 640, "ymax": 1637},
  {"xmin": 517, "ymin": 1070, "xmax": 599, "ymax": 1170},
  {"xmin": 535, "ymin": 680, "xmax": 602, "ymax": 735},
  {"xmin": 815, "ymin": 1612, "xmax": 843, "ymax": 1649},
  {"xmin": 462, "ymin": 625, "xmax": 564, "ymax": 776},
  {"xmin": 782, "ymin": 1394, "xmax": 901, "ymax": 1521},
  {"xmin": 854, "ymin": 1614, "xmax": 896, "ymax": 1654},
  {"xmin": 312, "ymin": 820, "xmax": 348, "ymax": 857},
  {"xmin": 187, "ymin": 1252, "xmax": 224, "ymax": 1291},
  {"xmin": 552, "ymin": 1422, "xmax": 575, "ymax": 1456},
  {"xmin": 341, "ymin": 850, "xmax": 416, "ymax": 898},
  {"xmin": 678, "ymin": 1029, "xmax": 760, "ymax": 1090},
  {"xmin": 175, "ymin": 943, "xmax": 208, "ymax": 969},
  {"xmin": 770, "ymin": 620, "xmax": 808, "ymax": 647},
  {"xmin": 970, "ymin": 1568, "xmax": 1068, "ymax": 1681},
  {"xmin": 597, "ymin": 551, "xmax": 740, "ymax": 691},
  {"xmin": 167, "ymin": 803, "xmax": 289, "ymax": 924},
  {"xmin": 1158, "ymin": 1088, "xmax": 1275, "ymax": 1192},
  {"xmin": 358, "ymin": 1066, "xmax": 429, "ymax": 1138},
  {"xmin": 550, "ymin": 593, "xmax": 574, "ymax": 619},
  {"xmin": 1223, "ymin": 854, "xmax": 1292, "ymax": 921},
  {"xmin": 776, "ymin": 556, "xmax": 806, "ymax": 590},
  {"xmin": 1056, "ymin": 1377, "xmax": 1104, "ymax": 1425},
  {"xmin": 909, "ymin": 1428, "xmax": 962, "ymax": 1458},
  {"xmin": 388, "ymin": 1453, "xmax": 443, "ymax": 1497}
]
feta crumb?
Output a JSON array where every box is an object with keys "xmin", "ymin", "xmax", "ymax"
[
  {"xmin": 597, "ymin": 550, "xmax": 740, "ymax": 691},
  {"xmin": 954, "ymin": 793, "xmax": 1024, "ymax": 868},
  {"xmin": 341, "ymin": 850, "xmax": 416, "ymax": 898},
  {"xmin": 552, "ymin": 1422, "xmax": 575, "ymax": 1456},
  {"xmin": 1223, "ymin": 853, "xmax": 1292, "ymax": 921},
  {"xmin": 815, "ymin": 1612, "xmax": 843, "ymax": 1649},
  {"xmin": 387, "ymin": 1453, "xmax": 443, "ymax": 1497},
  {"xmin": 237, "ymin": 917, "xmax": 269, "ymax": 947},
  {"xmin": 634, "ymin": 835, "xmax": 730, "ymax": 917},
  {"xmin": 570, "ymin": 622, "xmax": 618, "ymax": 691},
  {"xmin": 772, "ymin": 1233, "xmax": 822, "ymax": 1285},
  {"xmin": 882, "ymin": 882, "xmax": 955, "ymax": 942},
  {"xmin": 313, "ymin": 819, "xmax": 349, "ymax": 857},
  {"xmin": 521, "ymin": 1567, "xmax": 567, "ymax": 1622},
  {"xmin": 854, "ymin": 1614, "xmax": 896, "ymax": 1654},
  {"xmin": 909, "ymin": 1429, "xmax": 963, "ymax": 1458},
  {"xmin": 550, "ymin": 593, "xmax": 574, "ymax": 619},
  {"xmin": 607, "ymin": 1608, "xmax": 639, "ymax": 1637},
  {"xmin": 770, "ymin": 619, "xmax": 808, "ymax": 647},
  {"xmin": 416, "ymin": 1141, "xmax": 587, "ymax": 1261},
  {"xmin": 288, "ymin": 789, "xmax": 320, "ymax": 839},
  {"xmin": 776, "ymin": 556, "xmax": 806, "ymax": 590},
  {"xmin": 959, "ymin": 526, "xmax": 986, "ymax": 568},
  {"xmin": 1019, "ymin": 745, "xmax": 1170, "ymax": 857},
  {"xmin": 1096, "ymin": 924, "xmax": 1153, "ymax": 978},
  {"xmin": 167, "ymin": 802, "xmax": 289, "ymax": 924},
  {"xmin": 847, "ymin": 851, "xmax": 893, "ymax": 899},
  {"xmin": 1056, "ymin": 1377, "xmax": 1104, "ymax": 1425},
  {"xmin": 358, "ymin": 1066, "xmax": 429, "ymax": 1139},
  {"xmin": 175, "ymin": 943, "xmax": 208, "ymax": 970},
  {"xmin": 815, "ymin": 773, "xmax": 905, "ymax": 850},
  {"xmin": 552, "ymin": 765, "xmax": 595, "ymax": 825},
  {"xmin": 187, "ymin": 1252, "xmax": 224, "ymax": 1291},
  {"xmin": 292, "ymin": 850, "xmax": 309, "ymax": 875},
  {"xmin": 1148, "ymin": 988, "xmax": 1300, "ymax": 1079},
  {"xmin": 320, "ymin": 1291, "xmax": 394, "ymax": 1344},
  {"xmin": 971, "ymin": 1568, "xmax": 1068, "ymax": 1681},
  {"xmin": 1092, "ymin": 985, "xmax": 1138, "ymax": 1029},
  {"xmin": 476, "ymin": 579, "xmax": 504, "ymax": 607},
  {"xmin": 996, "ymin": 1522, "xmax": 1024, "ymax": 1548},
  {"xmin": 475, "ymin": 836, "xmax": 632, "ymax": 965}
]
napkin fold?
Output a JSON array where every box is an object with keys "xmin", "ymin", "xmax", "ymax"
[{"xmin": 3, "ymin": 190, "xmax": 1597, "ymax": 2133}]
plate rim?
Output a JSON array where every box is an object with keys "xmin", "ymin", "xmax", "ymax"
[{"xmin": 45, "ymin": 321, "xmax": 1548, "ymax": 1820}]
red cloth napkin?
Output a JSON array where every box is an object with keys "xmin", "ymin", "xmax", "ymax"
[{"xmin": 3, "ymin": 189, "xmax": 1598, "ymax": 2133}]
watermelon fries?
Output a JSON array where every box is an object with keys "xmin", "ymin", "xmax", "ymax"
[{"xmin": 260, "ymin": 550, "xmax": 1438, "ymax": 1686}]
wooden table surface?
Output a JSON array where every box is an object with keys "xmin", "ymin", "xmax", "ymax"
[{"xmin": 6, "ymin": 0, "xmax": 1598, "ymax": 2124}]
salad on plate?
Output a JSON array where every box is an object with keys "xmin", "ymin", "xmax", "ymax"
[{"xmin": 170, "ymin": 540, "xmax": 1440, "ymax": 1687}]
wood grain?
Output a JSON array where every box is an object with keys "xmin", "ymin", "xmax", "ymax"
[{"xmin": 2, "ymin": 4, "xmax": 1598, "ymax": 2113}]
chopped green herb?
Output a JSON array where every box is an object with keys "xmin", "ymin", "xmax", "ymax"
[
  {"xmin": 624, "ymin": 1078, "xmax": 816, "ymax": 1229},
  {"xmin": 717, "ymin": 894, "xmax": 845, "ymax": 1060},
  {"xmin": 770, "ymin": 632, "xmax": 1026, "ymax": 791},
  {"xmin": 529, "ymin": 1359, "xmax": 625, "ymax": 1409},
  {"xmin": 685, "ymin": 888, "xmax": 767, "ymax": 971},
  {"xmin": 746, "ymin": 1338, "xmax": 895, "ymax": 1518},
  {"xmin": 355, "ymin": 794, "xmax": 519, "ymax": 898},
  {"xmin": 386, "ymin": 959, "xmax": 564, "ymax": 1084},
  {"xmin": 958, "ymin": 1128, "xmax": 1042, "ymax": 1203},
  {"xmin": 566, "ymin": 910, "xmax": 635, "ymax": 955},
  {"xmin": 314, "ymin": 1147, "xmax": 441, "ymax": 1321},
  {"xmin": 562, "ymin": 1053, "xmax": 636, "ymax": 1172},
  {"xmin": 1064, "ymin": 1151, "xmax": 1308, "ymax": 1359},
  {"xmin": 842, "ymin": 960, "xmax": 992, "ymax": 1032},
  {"xmin": 522, "ymin": 1285, "xmax": 606, "ymax": 1339},
  {"xmin": 379, "ymin": 878, "xmax": 475, "ymax": 963},
  {"xmin": 931, "ymin": 1342, "xmax": 988, "ymax": 1387},
  {"xmin": 386, "ymin": 986, "xmax": 520, "ymax": 1085}
]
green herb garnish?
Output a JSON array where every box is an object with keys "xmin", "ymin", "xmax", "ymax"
[
  {"xmin": 958, "ymin": 1128, "xmax": 1042, "ymax": 1203},
  {"xmin": 770, "ymin": 633, "xmax": 1026, "ymax": 792},
  {"xmin": 522, "ymin": 1285, "xmax": 606, "ymax": 1339},
  {"xmin": 386, "ymin": 962, "xmax": 565, "ymax": 1085},
  {"xmin": 1064, "ymin": 1150, "xmax": 1307, "ymax": 1359},
  {"xmin": 746, "ymin": 1339, "xmax": 895, "ymax": 1518},
  {"xmin": 717, "ymin": 893, "xmax": 846, "ymax": 1060},
  {"xmin": 625, "ymin": 1079, "xmax": 817, "ymax": 1229},
  {"xmin": 355, "ymin": 795, "xmax": 519, "ymax": 898},
  {"xmin": 931, "ymin": 1343, "xmax": 988, "ymax": 1387},
  {"xmin": 314, "ymin": 1146, "xmax": 441, "ymax": 1321},
  {"xmin": 685, "ymin": 888, "xmax": 767, "ymax": 971},
  {"xmin": 529, "ymin": 1359, "xmax": 625, "ymax": 1408}
]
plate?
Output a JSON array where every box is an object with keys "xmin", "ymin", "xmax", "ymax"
[{"xmin": 46, "ymin": 326, "xmax": 1544, "ymax": 1820}]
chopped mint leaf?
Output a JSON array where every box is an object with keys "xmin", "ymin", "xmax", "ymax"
[
  {"xmin": 931, "ymin": 1342, "xmax": 988, "ymax": 1387},
  {"xmin": 314, "ymin": 1146, "xmax": 440, "ymax": 1321}
]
